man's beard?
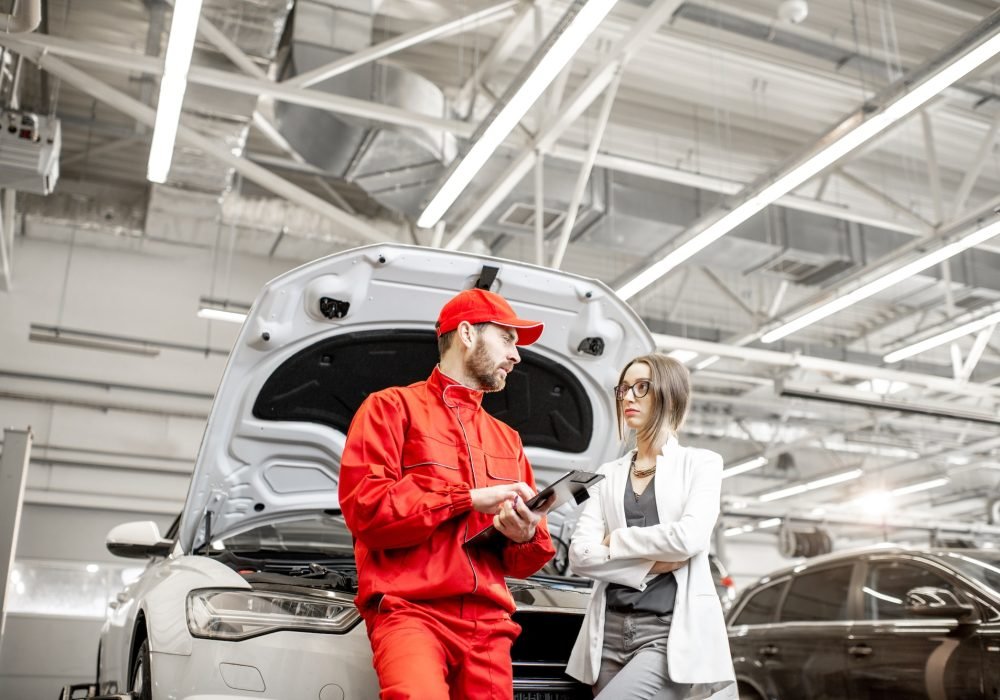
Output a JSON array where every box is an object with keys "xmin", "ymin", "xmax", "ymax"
[{"xmin": 466, "ymin": 340, "xmax": 507, "ymax": 392}]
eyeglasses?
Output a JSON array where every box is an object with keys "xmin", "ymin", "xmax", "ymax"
[{"xmin": 614, "ymin": 380, "xmax": 651, "ymax": 401}]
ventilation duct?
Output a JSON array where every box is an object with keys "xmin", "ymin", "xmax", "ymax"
[
  {"xmin": 274, "ymin": 0, "xmax": 456, "ymax": 217},
  {"xmin": 154, "ymin": 0, "xmax": 294, "ymax": 194}
]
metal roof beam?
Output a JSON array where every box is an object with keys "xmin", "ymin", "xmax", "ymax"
[
  {"xmin": 0, "ymin": 33, "xmax": 477, "ymax": 139},
  {"xmin": 19, "ymin": 50, "xmax": 387, "ymax": 245},
  {"xmin": 285, "ymin": 0, "xmax": 521, "ymax": 89},
  {"xmin": 442, "ymin": 0, "xmax": 684, "ymax": 251},
  {"xmin": 651, "ymin": 331, "xmax": 1000, "ymax": 400}
]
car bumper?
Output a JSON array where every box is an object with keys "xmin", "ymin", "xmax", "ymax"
[{"xmin": 150, "ymin": 628, "xmax": 379, "ymax": 700}]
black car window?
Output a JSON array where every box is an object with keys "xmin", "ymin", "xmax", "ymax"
[
  {"xmin": 863, "ymin": 562, "xmax": 965, "ymax": 621},
  {"xmin": 733, "ymin": 580, "xmax": 786, "ymax": 625},
  {"xmin": 253, "ymin": 329, "xmax": 593, "ymax": 453},
  {"xmin": 779, "ymin": 565, "xmax": 852, "ymax": 622}
]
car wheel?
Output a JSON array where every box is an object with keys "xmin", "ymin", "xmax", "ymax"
[{"xmin": 131, "ymin": 639, "xmax": 152, "ymax": 700}]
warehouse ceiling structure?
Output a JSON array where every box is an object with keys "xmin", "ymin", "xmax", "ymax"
[{"xmin": 2, "ymin": 0, "xmax": 1000, "ymax": 550}]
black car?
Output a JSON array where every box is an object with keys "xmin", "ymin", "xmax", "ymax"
[{"xmin": 726, "ymin": 545, "xmax": 1000, "ymax": 700}]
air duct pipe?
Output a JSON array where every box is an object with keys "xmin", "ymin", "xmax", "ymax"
[{"xmin": 3, "ymin": 0, "xmax": 42, "ymax": 34}]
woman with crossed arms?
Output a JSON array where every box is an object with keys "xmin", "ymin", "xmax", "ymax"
[{"xmin": 566, "ymin": 353, "xmax": 736, "ymax": 699}]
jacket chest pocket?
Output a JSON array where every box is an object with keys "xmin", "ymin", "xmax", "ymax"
[
  {"xmin": 483, "ymin": 454, "xmax": 520, "ymax": 483},
  {"xmin": 401, "ymin": 437, "xmax": 463, "ymax": 480}
]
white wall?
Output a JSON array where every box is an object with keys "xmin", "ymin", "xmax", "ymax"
[
  {"xmin": 0, "ymin": 615, "xmax": 104, "ymax": 699},
  {"xmin": 719, "ymin": 534, "xmax": 796, "ymax": 591},
  {"xmin": 0, "ymin": 232, "xmax": 301, "ymax": 698}
]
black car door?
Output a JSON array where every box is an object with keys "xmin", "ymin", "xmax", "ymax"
[
  {"xmin": 728, "ymin": 578, "xmax": 789, "ymax": 698},
  {"xmin": 847, "ymin": 557, "xmax": 983, "ymax": 700},
  {"xmin": 761, "ymin": 564, "xmax": 856, "ymax": 700}
]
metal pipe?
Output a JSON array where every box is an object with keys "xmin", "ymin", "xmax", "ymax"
[
  {"xmin": 952, "ymin": 114, "xmax": 1000, "ymax": 218},
  {"xmin": 3, "ymin": 0, "xmax": 41, "ymax": 34},
  {"xmin": 835, "ymin": 168, "xmax": 934, "ymax": 231},
  {"xmin": 0, "ymin": 189, "xmax": 14, "ymax": 291},
  {"xmin": 534, "ymin": 151, "xmax": 545, "ymax": 265},
  {"xmin": 920, "ymin": 111, "xmax": 943, "ymax": 224},
  {"xmin": 457, "ymin": 2, "xmax": 536, "ymax": 116},
  {"xmin": 550, "ymin": 66, "xmax": 622, "ymax": 269},
  {"xmin": 285, "ymin": 0, "xmax": 520, "ymax": 89}
]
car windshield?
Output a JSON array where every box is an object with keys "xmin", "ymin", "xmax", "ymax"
[
  {"xmin": 937, "ymin": 551, "xmax": 1000, "ymax": 594},
  {"xmin": 214, "ymin": 512, "xmax": 356, "ymax": 558}
]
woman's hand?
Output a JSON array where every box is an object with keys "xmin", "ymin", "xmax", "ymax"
[{"xmin": 650, "ymin": 559, "xmax": 689, "ymax": 574}]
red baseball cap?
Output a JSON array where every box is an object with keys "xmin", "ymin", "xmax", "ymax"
[{"xmin": 436, "ymin": 288, "xmax": 544, "ymax": 346}]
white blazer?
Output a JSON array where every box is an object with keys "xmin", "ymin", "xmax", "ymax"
[{"xmin": 565, "ymin": 436, "xmax": 736, "ymax": 700}]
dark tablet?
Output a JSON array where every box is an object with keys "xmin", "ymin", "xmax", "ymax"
[{"xmin": 464, "ymin": 469, "xmax": 604, "ymax": 547}]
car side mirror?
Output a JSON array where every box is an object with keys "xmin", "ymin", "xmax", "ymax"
[
  {"xmin": 106, "ymin": 521, "xmax": 173, "ymax": 559},
  {"xmin": 904, "ymin": 586, "xmax": 975, "ymax": 620}
]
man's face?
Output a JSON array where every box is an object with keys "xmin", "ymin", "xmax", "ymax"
[{"xmin": 465, "ymin": 323, "xmax": 520, "ymax": 392}]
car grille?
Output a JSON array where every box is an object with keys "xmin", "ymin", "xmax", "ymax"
[
  {"xmin": 514, "ymin": 689, "xmax": 590, "ymax": 700},
  {"xmin": 511, "ymin": 610, "xmax": 589, "ymax": 700}
]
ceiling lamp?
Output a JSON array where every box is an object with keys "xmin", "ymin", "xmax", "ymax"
[
  {"xmin": 615, "ymin": 11, "xmax": 1000, "ymax": 301},
  {"xmin": 883, "ymin": 304, "xmax": 1000, "ymax": 363},
  {"xmin": 758, "ymin": 468, "xmax": 863, "ymax": 503},
  {"xmin": 891, "ymin": 477, "xmax": 949, "ymax": 497},
  {"xmin": 761, "ymin": 218, "xmax": 1000, "ymax": 343},
  {"xmin": 721, "ymin": 456, "xmax": 768, "ymax": 479},
  {"xmin": 197, "ymin": 297, "xmax": 250, "ymax": 324},
  {"xmin": 416, "ymin": 0, "xmax": 618, "ymax": 229},
  {"xmin": 147, "ymin": 0, "xmax": 204, "ymax": 183}
]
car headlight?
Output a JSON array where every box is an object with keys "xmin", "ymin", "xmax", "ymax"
[{"xmin": 186, "ymin": 588, "xmax": 362, "ymax": 640}]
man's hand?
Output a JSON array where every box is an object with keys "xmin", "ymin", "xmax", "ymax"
[
  {"xmin": 650, "ymin": 559, "xmax": 689, "ymax": 574},
  {"xmin": 493, "ymin": 495, "xmax": 543, "ymax": 543},
  {"xmin": 470, "ymin": 482, "xmax": 535, "ymax": 514}
]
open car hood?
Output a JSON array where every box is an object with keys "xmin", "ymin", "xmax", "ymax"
[{"xmin": 178, "ymin": 244, "xmax": 653, "ymax": 553}]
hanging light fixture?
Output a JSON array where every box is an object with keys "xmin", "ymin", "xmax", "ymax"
[{"xmin": 147, "ymin": 0, "xmax": 204, "ymax": 183}]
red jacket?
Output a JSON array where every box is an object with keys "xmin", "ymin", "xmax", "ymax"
[{"xmin": 339, "ymin": 366, "xmax": 555, "ymax": 613}]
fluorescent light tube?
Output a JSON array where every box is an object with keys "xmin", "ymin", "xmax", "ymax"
[
  {"xmin": 891, "ymin": 477, "xmax": 949, "ymax": 497},
  {"xmin": 759, "ymin": 468, "xmax": 862, "ymax": 502},
  {"xmin": 417, "ymin": 0, "xmax": 618, "ymax": 228},
  {"xmin": 615, "ymin": 22, "xmax": 1000, "ymax": 302},
  {"xmin": 197, "ymin": 297, "xmax": 250, "ymax": 324},
  {"xmin": 667, "ymin": 349, "xmax": 698, "ymax": 363},
  {"xmin": 855, "ymin": 379, "xmax": 909, "ymax": 394},
  {"xmin": 758, "ymin": 517, "xmax": 782, "ymax": 529},
  {"xmin": 147, "ymin": 0, "xmax": 204, "ymax": 183},
  {"xmin": 722, "ymin": 456, "xmax": 768, "ymax": 479},
  {"xmin": 694, "ymin": 354, "xmax": 721, "ymax": 370},
  {"xmin": 884, "ymin": 309, "xmax": 1000, "ymax": 363},
  {"xmin": 762, "ymin": 218, "xmax": 1000, "ymax": 343},
  {"xmin": 197, "ymin": 307, "xmax": 247, "ymax": 324}
]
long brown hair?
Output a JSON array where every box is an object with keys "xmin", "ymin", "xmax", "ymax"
[{"xmin": 615, "ymin": 353, "xmax": 691, "ymax": 444}]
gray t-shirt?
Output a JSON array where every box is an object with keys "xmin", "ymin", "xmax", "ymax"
[{"xmin": 605, "ymin": 474, "xmax": 677, "ymax": 614}]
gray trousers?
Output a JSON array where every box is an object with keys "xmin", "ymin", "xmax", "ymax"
[{"xmin": 594, "ymin": 608, "xmax": 692, "ymax": 700}]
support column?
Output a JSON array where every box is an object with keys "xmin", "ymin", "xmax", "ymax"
[{"xmin": 0, "ymin": 427, "xmax": 32, "ymax": 641}]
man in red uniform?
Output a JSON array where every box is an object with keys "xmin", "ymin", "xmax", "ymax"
[{"xmin": 339, "ymin": 287, "xmax": 556, "ymax": 700}]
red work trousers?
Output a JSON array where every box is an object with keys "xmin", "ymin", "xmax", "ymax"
[{"xmin": 364, "ymin": 594, "xmax": 522, "ymax": 700}]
